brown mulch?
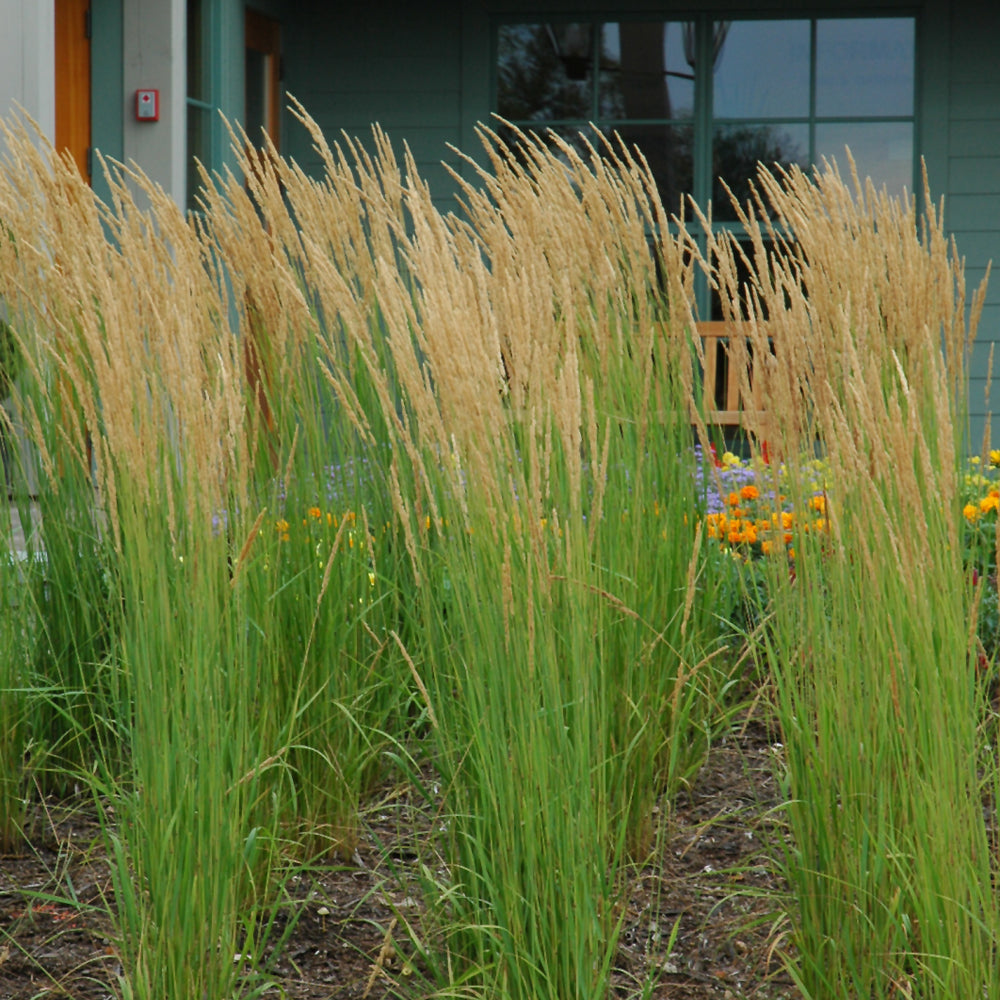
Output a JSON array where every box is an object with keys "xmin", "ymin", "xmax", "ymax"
[{"xmin": 0, "ymin": 714, "xmax": 797, "ymax": 1000}]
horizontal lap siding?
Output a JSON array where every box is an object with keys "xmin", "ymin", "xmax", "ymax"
[
  {"xmin": 947, "ymin": 4, "xmax": 1000, "ymax": 445},
  {"xmin": 282, "ymin": 0, "xmax": 464, "ymax": 212}
]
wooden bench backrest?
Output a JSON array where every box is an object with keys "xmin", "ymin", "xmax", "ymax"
[{"xmin": 696, "ymin": 321, "xmax": 768, "ymax": 427}]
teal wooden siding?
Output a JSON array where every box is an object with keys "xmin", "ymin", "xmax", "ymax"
[
  {"xmin": 945, "ymin": 3, "xmax": 1000, "ymax": 446},
  {"xmin": 283, "ymin": 0, "xmax": 465, "ymax": 206}
]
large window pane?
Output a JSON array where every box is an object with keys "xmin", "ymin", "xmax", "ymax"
[
  {"xmin": 816, "ymin": 19, "xmax": 914, "ymax": 117},
  {"xmin": 815, "ymin": 122, "xmax": 914, "ymax": 196},
  {"xmin": 187, "ymin": 0, "xmax": 208, "ymax": 101},
  {"xmin": 712, "ymin": 122, "xmax": 808, "ymax": 219},
  {"xmin": 599, "ymin": 22, "xmax": 693, "ymax": 121},
  {"xmin": 713, "ymin": 20, "xmax": 810, "ymax": 119},
  {"xmin": 497, "ymin": 23, "xmax": 593, "ymax": 121}
]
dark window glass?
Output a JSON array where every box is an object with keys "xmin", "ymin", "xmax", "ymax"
[
  {"xmin": 614, "ymin": 123, "xmax": 694, "ymax": 218},
  {"xmin": 497, "ymin": 23, "xmax": 593, "ymax": 122},
  {"xmin": 712, "ymin": 123, "xmax": 809, "ymax": 220},
  {"xmin": 816, "ymin": 18, "xmax": 914, "ymax": 118},
  {"xmin": 245, "ymin": 48, "xmax": 267, "ymax": 143},
  {"xmin": 186, "ymin": 104, "xmax": 210, "ymax": 212},
  {"xmin": 599, "ymin": 22, "xmax": 694, "ymax": 121},
  {"xmin": 814, "ymin": 121, "xmax": 914, "ymax": 194},
  {"xmin": 187, "ymin": 0, "xmax": 207, "ymax": 101},
  {"xmin": 713, "ymin": 20, "xmax": 810, "ymax": 120}
]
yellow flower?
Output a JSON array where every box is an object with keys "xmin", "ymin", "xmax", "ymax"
[
  {"xmin": 980, "ymin": 494, "xmax": 1000, "ymax": 514},
  {"xmin": 964, "ymin": 503, "xmax": 980, "ymax": 522},
  {"xmin": 990, "ymin": 450, "xmax": 1000, "ymax": 467},
  {"xmin": 808, "ymin": 494, "xmax": 826, "ymax": 513},
  {"xmin": 721, "ymin": 451, "xmax": 741, "ymax": 468}
]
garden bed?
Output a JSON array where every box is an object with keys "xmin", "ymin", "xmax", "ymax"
[{"xmin": 0, "ymin": 711, "xmax": 796, "ymax": 1000}]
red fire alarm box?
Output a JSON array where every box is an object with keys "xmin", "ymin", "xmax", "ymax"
[{"xmin": 135, "ymin": 89, "xmax": 159, "ymax": 121}]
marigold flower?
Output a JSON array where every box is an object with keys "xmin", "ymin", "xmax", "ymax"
[
  {"xmin": 308, "ymin": 506, "xmax": 322, "ymax": 520},
  {"xmin": 740, "ymin": 484, "xmax": 759, "ymax": 501},
  {"xmin": 990, "ymin": 450, "xmax": 1000, "ymax": 467},
  {"xmin": 964, "ymin": 503, "xmax": 980, "ymax": 522},
  {"xmin": 727, "ymin": 491, "xmax": 741, "ymax": 507},
  {"xmin": 980, "ymin": 494, "xmax": 1000, "ymax": 514}
]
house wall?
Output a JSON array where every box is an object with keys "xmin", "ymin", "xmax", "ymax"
[
  {"xmin": 282, "ymin": 0, "xmax": 465, "ymax": 204},
  {"xmin": 0, "ymin": 0, "xmax": 56, "ymax": 146},
  {"xmin": 945, "ymin": 1, "xmax": 1000, "ymax": 449}
]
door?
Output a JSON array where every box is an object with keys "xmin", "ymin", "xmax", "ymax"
[{"xmin": 55, "ymin": 0, "xmax": 91, "ymax": 181}]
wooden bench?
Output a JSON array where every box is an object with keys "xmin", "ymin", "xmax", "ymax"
[{"xmin": 695, "ymin": 320, "xmax": 769, "ymax": 428}]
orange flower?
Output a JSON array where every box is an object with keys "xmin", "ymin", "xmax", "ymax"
[
  {"xmin": 979, "ymin": 494, "xmax": 1000, "ymax": 514},
  {"xmin": 740, "ymin": 484, "xmax": 759, "ymax": 501}
]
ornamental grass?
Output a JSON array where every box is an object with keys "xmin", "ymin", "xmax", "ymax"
[
  {"xmin": 689, "ymin": 157, "xmax": 995, "ymax": 998},
  {"xmin": 0, "ymin": 100, "xmax": 995, "ymax": 1000}
]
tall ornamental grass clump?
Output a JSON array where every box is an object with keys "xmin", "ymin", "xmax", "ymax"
[
  {"xmin": 698, "ymin": 160, "xmax": 995, "ymax": 997},
  {"xmin": 0, "ymin": 126, "xmax": 284, "ymax": 997},
  {"xmin": 193, "ymin": 108, "xmax": 736, "ymax": 994},
  {"xmin": 0, "ymin": 101, "xmax": 740, "ymax": 997}
]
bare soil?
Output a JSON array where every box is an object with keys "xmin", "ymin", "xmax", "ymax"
[{"xmin": 0, "ymin": 712, "xmax": 796, "ymax": 1000}]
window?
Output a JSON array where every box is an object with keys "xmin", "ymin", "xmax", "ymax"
[{"xmin": 495, "ymin": 16, "xmax": 916, "ymax": 222}]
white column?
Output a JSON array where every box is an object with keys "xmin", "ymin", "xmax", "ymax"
[{"xmin": 0, "ymin": 0, "xmax": 56, "ymax": 145}]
